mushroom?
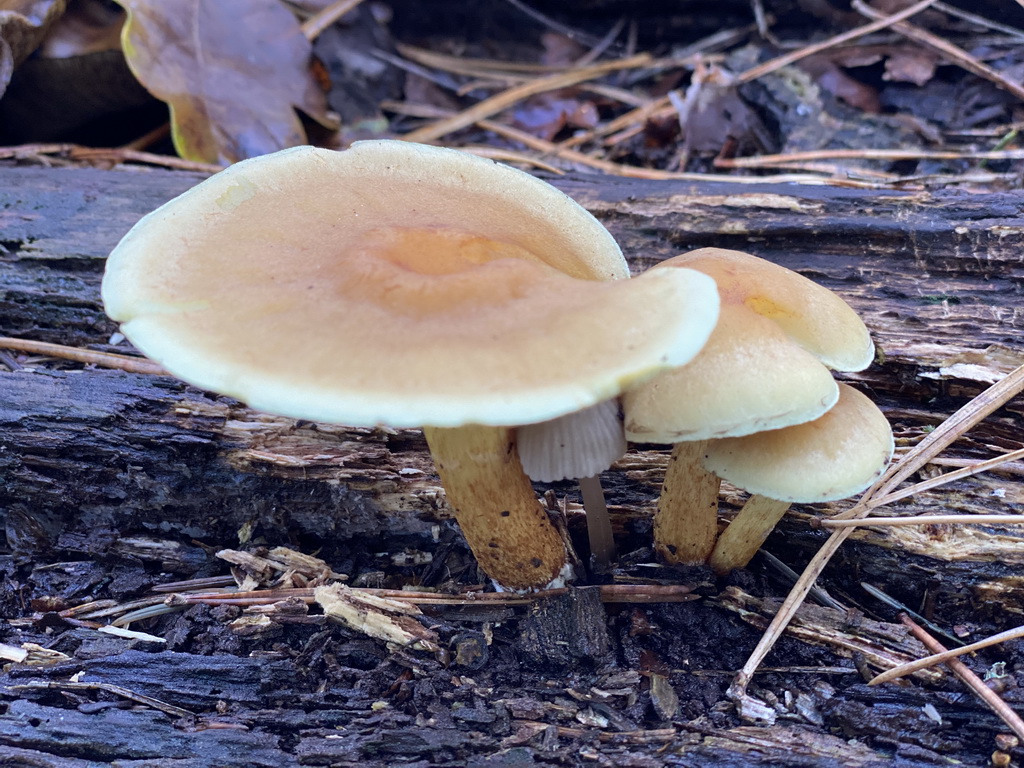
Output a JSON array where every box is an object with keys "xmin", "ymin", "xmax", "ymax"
[
  {"xmin": 516, "ymin": 399, "xmax": 627, "ymax": 569},
  {"xmin": 102, "ymin": 141, "xmax": 721, "ymax": 590},
  {"xmin": 623, "ymin": 247, "xmax": 875, "ymax": 566},
  {"xmin": 705, "ymin": 383, "xmax": 894, "ymax": 573}
]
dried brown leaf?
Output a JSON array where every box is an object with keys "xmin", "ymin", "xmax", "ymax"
[
  {"xmin": 799, "ymin": 55, "xmax": 881, "ymax": 113},
  {"xmin": 648, "ymin": 672, "xmax": 680, "ymax": 721},
  {"xmin": 883, "ymin": 46, "xmax": 938, "ymax": 85},
  {"xmin": 113, "ymin": 0, "xmax": 336, "ymax": 164},
  {"xmin": 0, "ymin": 0, "xmax": 66, "ymax": 95},
  {"xmin": 38, "ymin": 0, "xmax": 121, "ymax": 58}
]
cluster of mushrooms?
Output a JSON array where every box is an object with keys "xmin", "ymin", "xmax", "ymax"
[{"xmin": 102, "ymin": 141, "xmax": 894, "ymax": 592}]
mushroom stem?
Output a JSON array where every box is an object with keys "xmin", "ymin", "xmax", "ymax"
[
  {"xmin": 653, "ymin": 441, "xmax": 721, "ymax": 565},
  {"xmin": 423, "ymin": 425, "xmax": 571, "ymax": 591},
  {"xmin": 579, "ymin": 475, "xmax": 616, "ymax": 569},
  {"xmin": 707, "ymin": 495, "xmax": 791, "ymax": 574}
]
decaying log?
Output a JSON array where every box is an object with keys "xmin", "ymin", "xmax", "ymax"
[
  {"xmin": 2, "ymin": 164, "xmax": 1021, "ymax": 564},
  {"xmin": 2, "ymin": 163, "xmax": 1024, "ymax": 766}
]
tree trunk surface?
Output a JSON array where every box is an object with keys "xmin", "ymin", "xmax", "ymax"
[{"xmin": 2, "ymin": 163, "xmax": 1023, "ymax": 767}]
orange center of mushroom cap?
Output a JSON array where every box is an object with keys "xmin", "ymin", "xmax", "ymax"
[
  {"xmin": 369, "ymin": 227, "xmax": 547, "ymax": 275},
  {"xmin": 345, "ymin": 227, "xmax": 552, "ymax": 315}
]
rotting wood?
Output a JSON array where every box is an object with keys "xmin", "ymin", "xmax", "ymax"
[
  {"xmin": 1, "ymin": 163, "xmax": 1021, "ymax": 565},
  {"xmin": 2, "ymin": 163, "xmax": 1024, "ymax": 766}
]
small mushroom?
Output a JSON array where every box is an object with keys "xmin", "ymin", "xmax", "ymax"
[
  {"xmin": 102, "ymin": 141, "xmax": 721, "ymax": 590},
  {"xmin": 623, "ymin": 247, "xmax": 874, "ymax": 566},
  {"xmin": 516, "ymin": 399, "xmax": 627, "ymax": 569},
  {"xmin": 705, "ymin": 383, "xmax": 894, "ymax": 573}
]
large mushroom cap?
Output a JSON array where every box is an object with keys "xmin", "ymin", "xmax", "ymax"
[
  {"xmin": 103, "ymin": 143, "xmax": 721, "ymax": 428},
  {"xmin": 660, "ymin": 248, "xmax": 874, "ymax": 371},
  {"xmin": 623, "ymin": 303, "xmax": 839, "ymax": 442},
  {"xmin": 702, "ymin": 383, "xmax": 894, "ymax": 503}
]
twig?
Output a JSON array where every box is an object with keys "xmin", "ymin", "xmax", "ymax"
[
  {"xmin": 394, "ymin": 43, "xmax": 570, "ymax": 75},
  {"xmin": 758, "ymin": 550, "xmax": 846, "ymax": 611},
  {"xmin": 565, "ymin": 96, "xmax": 672, "ymax": 149},
  {"xmin": 898, "ymin": 614, "xmax": 1024, "ymax": 741},
  {"xmin": 871, "ymin": 623, "xmax": 1024, "ymax": 685},
  {"xmin": 460, "ymin": 145, "xmax": 565, "ymax": 173},
  {"xmin": 860, "ymin": 582, "xmax": 964, "ymax": 648},
  {"xmin": 472, "ymin": 115, "xmax": 889, "ymax": 187},
  {"xmin": 736, "ymin": 0, "xmax": 939, "ymax": 84},
  {"xmin": 715, "ymin": 148, "xmax": 1024, "ymax": 167},
  {"xmin": 178, "ymin": 583, "xmax": 697, "ymax": 607},
  {"xmin": 852, "ymin": 0, "xmax": 1024, "ymax": 103},
  {"xmin": 836, "ymin": 362, "xmax": 1024, "ymax": 518},
  {"xmin": 13, "ymin": 681, "xmax": 195, "ymax": 719},
  {"xmin": 384, "ymin": 100, "xmax": 892, "ymax": 186},
  {"xmin": 931, "ymin": 1, "xmax": 1024, "ymax": 41},
  {"xmin": 300, "ymin": 0, "xmax": 366, "ymax": 41},
  {"xmin": 820, "ymin": 513, "xmax": 1024, "ymax": 529},
  {"xmin": 401, "ymin": 54, "xmax": 652, "ymax": 143},
  {"xmin": 929, "ymin": 455, "xmax": 1024, "ymax": 477},
  {"xmin": 0, "ymin": 143, "xmax": 222, "ymax": 173},
  {"xmin": 717, "ymin": 160, "xmax": 899, "ymax": 180},
  {"xmin": 107, "ymin": 583, "xmax": 697, "ymax": 625},
  {"xmin": 0, "ymin": 337, "xmax": 167, "ymax": 375},
  {"xmin": 574, "ymin": 17, "xmax": 626, "ymax": 68},
  {"xmin": 120, "ymin": 123, "xmax": 171, "ymax": 152},
  {"xmin": 834, "ymin": 445, "xmax": 1024, "ymax": 512},
  {"xmin": 500, "ymin": 0, "xmax": 611, "ymax": 49}
]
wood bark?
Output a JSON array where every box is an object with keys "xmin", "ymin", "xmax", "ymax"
[
  {"xmin": 2, "ymin": 163, "xmax": 1024, "ymax": 766},
  {"xmin": 2, "ymin": 164, "xmax": 1021, "ymax": 562}
]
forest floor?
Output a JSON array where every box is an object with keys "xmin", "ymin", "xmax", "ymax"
[{"xmin": 3, "ymin": 0, "xmax": 1024, "ymax": 765}]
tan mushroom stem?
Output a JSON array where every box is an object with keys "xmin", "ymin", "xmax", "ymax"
[
  {"xmin": 424, "ymin": 425, "xmax": 571, "ymax": 591},
  {"xmin": 707, "ymin": 496, "xmax": 791, "ymax": 574},
  {"xmin": 578, "ymin": 475, "xmax": 616, "ymax": 568},
  {"xmin": 653, "ymin": 441, "xmax": 721, "ymax": 565}
]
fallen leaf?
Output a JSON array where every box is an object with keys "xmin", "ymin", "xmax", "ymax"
[
  {"xmin": 800, "ymin": 55, "xmax": 881, "ymax": 114},
  {"xmin": 883, "ymin": 46, "xmax": 938, "ymax": 86},
  {"xmin": 648, "ymin": 672, "xmax": 680, "ymax": 721},
  {"xmin": 675, "ymin": 61, "xmax": 771, "ymax": 155},
  {"xmin": 38, "ymin": 0, "xmax": 121, "ymax": 58},
  {"xmin": 113, "ymin": 0, "xmax": 337, "ymax": 163},
  {"xmin": 513, "ymin": 94, "xmax": 598, "ymax": 141},
  {"xmin": 0, "ymin": 0, "xmax": 67, "ymax": 96}
]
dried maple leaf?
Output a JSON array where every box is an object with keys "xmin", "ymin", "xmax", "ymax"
[{"xmin": 113, "ymin": 0, "xmax": 337, "ymax": 164}]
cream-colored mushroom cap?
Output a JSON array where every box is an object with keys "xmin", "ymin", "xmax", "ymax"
[
  {"xmin": 624, "ymin": 303, "xmax": 839, "ymax": 442},
  {"xmin": 663, "ymin": 248, "xmax": 874, "ymax": 371},
  {"xmin": 703, "ymin": 383, "xmax": 894, "ymax": 503},
  {"xmin": 103, "ymin": 143, "xmax": 721, "ymax": 428}
]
